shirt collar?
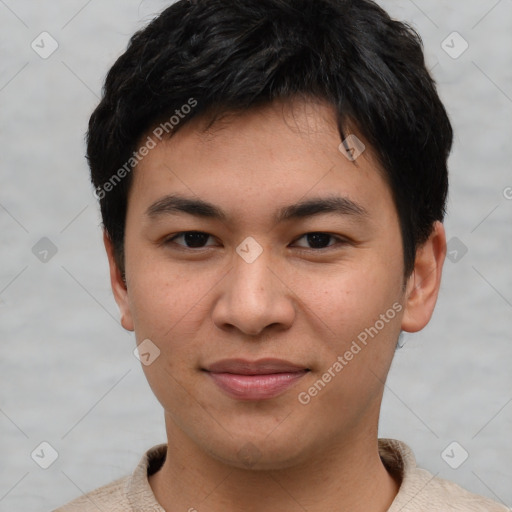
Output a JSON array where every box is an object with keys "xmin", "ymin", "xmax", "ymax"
[{"xmin": 124, "ymin": 438, "xmax": 417, "ymax": 511}]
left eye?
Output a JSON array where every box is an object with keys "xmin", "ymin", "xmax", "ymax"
[{"xmin": 292, "ymin": 232, "xmax": 341, "ymax": 249}]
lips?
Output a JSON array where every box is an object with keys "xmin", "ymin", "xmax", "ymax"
[
  {"xmin": 205, "ymin": 358, "xmax": 308, "ymax": 375},
  {"xmin": 204, "ymin": 358, "xmax": 309, "ymax": 400}
]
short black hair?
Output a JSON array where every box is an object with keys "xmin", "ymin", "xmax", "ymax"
[{"xmin": 87, "ymin": 0, "xmax": 453, "ymax": 279}]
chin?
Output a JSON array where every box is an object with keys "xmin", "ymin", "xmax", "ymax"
[{"xmin": 201, "ymin": 430, "xmax": 315, "ymax": 471}]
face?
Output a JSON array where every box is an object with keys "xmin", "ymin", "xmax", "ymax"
[{"xmin": 107, "ymin": 99, "xmax": 444, "ymax": 469}]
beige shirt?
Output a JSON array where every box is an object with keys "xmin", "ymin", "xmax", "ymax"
[{"xmin": 54, "ymin": 438, "xmax": 509, "ymax": 511}]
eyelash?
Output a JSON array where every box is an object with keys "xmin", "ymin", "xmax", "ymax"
[{"xmin": 163, "ymin": 231, "xmax": 349, "ymax": 251}]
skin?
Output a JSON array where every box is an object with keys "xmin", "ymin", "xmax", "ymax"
[{"xmin": 105, "ymin": 98, "xmax": 446, "ymax": 512}]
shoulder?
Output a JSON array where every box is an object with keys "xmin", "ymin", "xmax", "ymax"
[
  {"xmin": 53, "ymin": 444, "xmax": 167, "ymax": 512},
  {"xmin": 406, "ymin": 467, "xmax": 509, "ymax": 511},
  {"xmin": 53, "ymin": 475, "xmax": 131, "ymax": 511},
  {"xmin": 380, "ymin": 439, "xmax": 509, "ymax": 512}
]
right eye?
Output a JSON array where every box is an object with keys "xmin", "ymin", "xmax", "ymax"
[{"xmin": 164, "ymin": 231, "xmax": 220, "ymax": 249}]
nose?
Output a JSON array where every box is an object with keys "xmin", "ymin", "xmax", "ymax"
[{"xmin": 211, "ymin": 245, "xmax": 296, "ymax": 338}]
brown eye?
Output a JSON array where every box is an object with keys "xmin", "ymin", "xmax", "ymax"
[
  {"xmin": 293, "ymin": 233, "xmax": 340, "ymax": 249},
  {"xmin": 167, "ymin": 231, "xmax": 216, "ymax": 248}
]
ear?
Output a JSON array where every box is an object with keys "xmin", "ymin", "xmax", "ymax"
[
  {"xmin": 401, "ymin": 221, "xmax": 446, "ymax": 333},
  {"xmin": 103, "ymin": 230, "xmax": 134, "ymax": 332}
]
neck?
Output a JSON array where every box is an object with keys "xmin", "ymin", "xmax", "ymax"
[{"xmin": 149, "ymin": 416, "xmax": 401, "ymax": 512}]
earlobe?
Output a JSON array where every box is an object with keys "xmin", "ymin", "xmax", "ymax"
[
  {"xmin": 103, "ymin": 231, "xmax": 135, "ymax": 332},
  {"xmin": 401, "ymin": 221, "xmax": 446, "ymax": 333}
]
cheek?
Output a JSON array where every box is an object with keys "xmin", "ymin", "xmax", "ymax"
[
  {"xmin": 124, "ymin": 233, "xmax": 198, "ymax": 335},
  {"xmin": 291, "ymin": 255, "xmax": 402, "ymax": 337},
  {"xmin": 300, "ymin": 265, "xmax": 403, "ymax": 416},
  {"xmin": 296, "ymin": 259, "xmax": 404, "ymax": 403},
  {"xmin": 129, "ymin": 267, "xmax": 204, "ymax": 413},
  {"xmin": 127, "ymin": 259, "xmax": 220, "ymax": 383},
  {"xmin": 129, "ymin": 269, "xmax": 199, "ymax": 340}
]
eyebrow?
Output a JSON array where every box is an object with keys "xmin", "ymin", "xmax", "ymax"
[{"xmin": 145, "ymin": 194, "xmax": 368, "ymax": 223}]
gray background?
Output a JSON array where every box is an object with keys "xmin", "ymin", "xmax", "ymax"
[{"xmin": 0, "ymin": 1, "xmax": 511, "ymax": 510}]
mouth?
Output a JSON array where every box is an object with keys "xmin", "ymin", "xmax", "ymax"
[{"xmin": 203, "ymin": 358, "xmax": 310, "ymax": 401}]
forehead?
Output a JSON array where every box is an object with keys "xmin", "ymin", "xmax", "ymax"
[{"xmin": 127, "ymin": 99, "xmax": 396, "ymax": 228}]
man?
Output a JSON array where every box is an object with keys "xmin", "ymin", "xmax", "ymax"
[{"xmin": 56, "ymin": 0, "xmax": 508, "ymax": 510}]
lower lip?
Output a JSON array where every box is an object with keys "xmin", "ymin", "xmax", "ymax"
[{"xmin": 206, "ymin": 371, "xmax": 308, "ymax": 400}]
